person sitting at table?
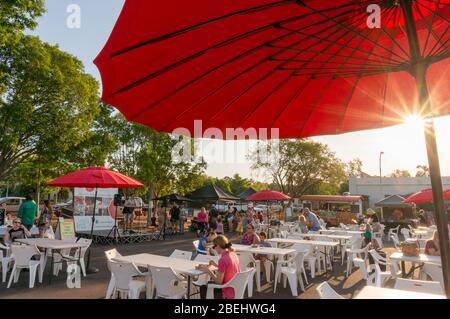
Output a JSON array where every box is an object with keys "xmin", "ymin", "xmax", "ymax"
[
  {"xmin": 240, "ymin": 224, "xmax": 260, "ymax": 245},
  {"xmin": 255, "ymin": 232, "xmax": 272, "ymax": 280},
  {"xmin": 298, "ymin": 215, "xmax": 309, "ymax": 233},
  {"xmin": 362, "ymin": 223, "xmax": 373, "ymax": 247},
  {"xmin": 198, "ymin": 231, "xmax": 217, "ymax": 254},
  {"xmin": 303, "ymin": 208, "xmax": 321, "ymax": 232},
  {"xmin": 198, "ymin": 235, "xmax": 240, "ymax": 299},
  {"xmin": 425, "ymin": 230, "xmax": 441, "ymax": 256},
  {"xmin": 3, "ymin": 218, "xmax": 31, "ymax": 244}
]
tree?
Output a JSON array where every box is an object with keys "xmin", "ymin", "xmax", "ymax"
[
  {"xmin": 250, "ymin": 139, "xmax": 346, "ymax": 198},
  {"xmin": 346, "ymin": 158, "xmax": 363, "ymax": 177},
  {"xmin": 416, "ymin": 165, "xmax": 430, "ymax": 177},
  {"xmin": 390, "ymin": 169, "xmax": 412, "ymax": 178},
  {"xmin": 107, "ymin": 114, "xmax": 207, "ymax": 199},
  {"xmin": 0, "ymin": 35, "xmax": 101, "ymax": 184},
  {"xmin": 0, "ymin": 0, "xmax": 45, "ymax": 93}
]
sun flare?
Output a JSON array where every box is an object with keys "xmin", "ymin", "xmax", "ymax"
[{"xmin": 403, "ymin": 115, "xmax": 425, "ymax": 128}]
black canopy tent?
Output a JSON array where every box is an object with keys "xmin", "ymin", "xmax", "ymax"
[
  {"xmin": 186, "ymin": 184, "xmax": 240, "ymax": 204},
  {"xmin": 237, "ymin": 188, "xmax": 257, "ymax": 200},
  {"xmin": 375, "ymin": 195, "xmax": 416, "ymax": 229},
  {"xmin": 154, "ymin": 194, "xmax": 193, "ymax": 203}
]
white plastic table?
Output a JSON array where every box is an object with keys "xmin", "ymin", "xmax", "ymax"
[
  {"xmin": 268, "ymin": 238, "xmax": 339, "ymax": 275},
  {"xmin": 115, "ymin": 253, "xmax": 209, "ymax": 299},
  {"xmin": 232, "ymin": 244, "xmax": 296, "ymax": 256},
  {"xmin": 389, "ymin": 251, "xmax": 442, "ymax": 278},
  {"xmin": 16, "ymin": 238, "xmax": 88, "ymax": 284},
  {"xmin": 354, "ymin": 286, "xmax": 445, "ymax": 299},
  {"xmin": 320, "ymin": 229, "xmax": 364, "ymax": 235}
]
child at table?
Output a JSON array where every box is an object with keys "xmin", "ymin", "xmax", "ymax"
[
  {"xmin": 215, "ymin": 217, "xmax": 224, "ymax": 235},
  {"xmin": 236, "ymin": 214, "xmax": 243, "ymax": 235}
]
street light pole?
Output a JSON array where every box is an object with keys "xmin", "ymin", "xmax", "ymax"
[{"xmin": 379, "ymin": 151, "xmax": 384, "ymax": 185}]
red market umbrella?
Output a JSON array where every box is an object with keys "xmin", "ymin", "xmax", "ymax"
[
  {"xmin": 48, "ymin": 166, "xmax": 144, "ymax": 188},
  {"xmin": 403, "ymin": 188, "xmax": 450, "ymax": 203},
  {"xmin": 245, "ymin": 189, "xmax": 290, "ymax": 201},
  {"xmin": 95, "ymin": 0, "xmax": 450, "ymax": 296},
  {"xmin": 48, "ymin": 167, "xmax": 143, "ymax": 271}
]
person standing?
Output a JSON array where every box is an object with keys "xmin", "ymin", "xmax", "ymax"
[
  {"xmin": 179, "ymin": 203, "xmax": 187, "ymax": 234},
  {"xmin": 209, "ymin": 205, "xmax": 219, "ymax": 230},
  {"xmin": 197, "ymin": 207, "xmax": 208, "ymax": 236},
  {"xmin": 38, "ymin": 200, "xmax": 53, "ymax": 238},
  {"xmin": 17, "ymin": 194, "xmax": 38, "ymax": 231},
  {"xmin": 170, "ymin": 203, "xmax": 181, "ymax": 234},
  {"xmin": 123, "ymin": 196, "xmax": 135, "ymax": 232}
]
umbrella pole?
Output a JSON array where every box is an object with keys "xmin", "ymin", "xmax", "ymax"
[
  {"xmin": 401, "ymin": 0, "xmax": 450, "ymax": 298},
  {"xmin": 86, "ymin": 187, "xmax": 99, "ymax": 274}
]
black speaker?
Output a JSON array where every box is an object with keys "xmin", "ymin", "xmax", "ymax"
[{"xmin": 114, "ymin": 194, "xmax": 123, "ymax": 206}]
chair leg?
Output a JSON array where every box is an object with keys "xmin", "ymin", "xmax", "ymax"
[
  {"xmin": 14, "ymin": 268, "xmax": 21, "ymax": 283},
  {"xmin": 7, "ymin": 265, "xmax": 17, "ymax": 288},
  {"xmin": 301, "ymin": 267, "xmax": 309, "ymax": 285},
  {"xmin": 255, "ymin": 263, "xmax": 261, "ymax": 292},
  {"xmin": 29, "ymin": 265, "xmax": 37, "ymax": 289},
  {"xmin": 297, "ymin": 272, "xmax": 305, "ymax": 292},
  {"xmin": 273, "ymin": 267, "xmax": 280, "ymax": 293},
  {"xmin": 80, "ymin": 258, "xmax": 86, "ymax": 277},
  {"xmin": 264, "ymin": 261, "xmax": 272, "ymax": 283},
  {"xmin": 1, "ymin": 259, "xmax": 9, "ymax": 283},
  {"xmin": 309, "ymin": 260, "xmax": 316, "ymax": 279},
  {"xmin": 247, "ymin": 269, "xmax": 254, "ymax": 298},
  {"xmin": 286, "ymin": 274, "xmax": 298, "ymax": 297},
  {"xmin": 106, "ymin": 275, "xmax": 116, "ymax": 299}
]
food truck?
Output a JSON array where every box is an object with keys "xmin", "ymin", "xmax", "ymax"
[{"xmin": 298, "ymin": 195, "xmax": 365, "ymax": 226}]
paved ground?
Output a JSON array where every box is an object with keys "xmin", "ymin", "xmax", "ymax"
[{"xmin": 0, "ymin": 231, "xmax": 400, "ymax": 299}]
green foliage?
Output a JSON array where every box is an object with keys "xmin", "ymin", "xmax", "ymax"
[
  {"xmin": 192, "ymin": 174, "xmax": 268, "ymax": 195},
  {"xmin": 415, "ymin": 165, "xmax": 430, "ymax": 177},
  {"xmin": 0, "ymin": 35, "xmax": 101, "ymax": 182},
  {"xmin": 390, "ymin": 169, "xmax": 412, "ymax": 178},
  {"xmin": 250, "ymin": 139, "xmax": 347, "ymax": 197}
]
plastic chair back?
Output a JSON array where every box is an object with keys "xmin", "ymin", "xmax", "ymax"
[
  {"xmin": 316, "ymin": 282, "xmax": 344, "ymax": 299},
  {"xmin": 10, "ymin": 244, "xmax": 40, "ymax": 267},
  {"xmin": 109, "ymin": 260, "xmax": 140, "ymax": 291}
]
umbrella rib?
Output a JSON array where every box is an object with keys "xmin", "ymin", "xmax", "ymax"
[
  {"xmin": 110, "ymin": 0, "xmax": 298, "ymax": 57},
  {"xmin": 204, "ymin": 15, "xmax": 367, "ymax": 129},
  {"xmin": 297, "ymin": 2, "xmax": 410, "ymax": 62},
  {"xmin": 236, "ymin": 20, "xmax": 366, "ymax": 128},
  {"xmin": 415, "ymin": 0, "xmax": 447, "ymax": 57},
  {"xmin": 427, "ymin": 28, "xmax": 450, "ymax": 56},
  {"xmin": 266, "ymin": 21, "xmax": 368, "ymax": 130},
  {"xmin": 155, "ymin": 9, "xmax": 372, "ymax": 129},
  {"xmin": 115, "ymin": 4, "xmax": 362, "ymax": 99}
]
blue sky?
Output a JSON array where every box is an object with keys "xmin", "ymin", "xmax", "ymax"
[{"xmin": 31, "ymin": 0, "xmax": 450, "ymax": 181}]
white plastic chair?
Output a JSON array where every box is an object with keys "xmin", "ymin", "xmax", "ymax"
[
  {"xmin": 421, "ymin": 263, "xmax": 444, "ymax": 286},
  {"xmin": 368, "ymin": 249, "xmax": 401, "ymax": 287},
  {"xmin": 7, "ymin": 244, "xmax": 44, "ymax": 288},
  {"xmin": 394, "ymin": 278, "xmax": 444, "ymax": 295},
  {"xmin": 235, "ymin": 251, "xmax": 259, "ymax": 297},
  {"xmin": 206, "ymin": 268, "xmax": 254, "ymax": 299},
  {"xmin": 273, "ymin": 251, "xmax": 307, "ymax": 296},
  {"xmin": 388, "ymin": 225, "xmax": 400, "ymax": 242},
  {"xmin": 109, "ymin": 260, "xmax": 147, "ymax": 299},
  {"xmin": 342, "ymin": 236, "xmax": 363, "ymax": 265},
  {"xmin": 390, "ymin": 233, "xmax": 402, "ymax": 251},
  {"xmin": 193, "ymin": 240, "xmax": 208, "ymax": 255},
  {"xmin": 170, "ymin": 249, "xmax": 193, "ymax": 260},
  {"xmin": 316, "ymin": 281, "xmax": 345, "ymax": 299},
  {"xmin": 150, "ymin": 266, "xmax": 188, "ymax": 299},
  {"xmin": 105, "ymin": 249, "xmax": 123, "ymax": 299},
  {"xmin": 400, "ymin": 228, "xmax": 412, "ymax": 240},
  {"xmin": 292, "ymin": 243, "xmax": 320, "ymax": 278},
  {"xmin": 1, "ymin": 243, "xmax": 13, "ymax": 283},
  {"xmin": 54, "ymin": 238, "xmax": 92, "ymax": 277},
  {"xmin": 345, "ymin": 244, "xmax": 370, "ymax": 279}
]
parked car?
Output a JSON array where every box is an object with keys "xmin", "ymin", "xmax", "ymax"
[
  {"xmin": 53, "ymin": 199, "xmax": 73, "ymax": 210},
  {"xmin": 0, "ymin": 197, "xmax": 26, "ymax": 213}
]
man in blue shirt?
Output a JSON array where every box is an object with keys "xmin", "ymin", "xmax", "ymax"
[
  {"xmin": 197, "ymin": 231, "xmax": 217, "ymax": 254},
  {"xmin": 303, "ymin": 208, "xmax": 321, "ymax": 232}
]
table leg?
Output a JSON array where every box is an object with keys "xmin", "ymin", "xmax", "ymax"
[
  {"xmin": 187, "ymin": 275, "xmax": 191, "ymax": 299},
  {"xmin": 49, "ymin": 249, "xmax": 54, "ymax": 284},
  {"xmin": 401, "ymin": 261, "xmax": 406, "ymax": 278}
]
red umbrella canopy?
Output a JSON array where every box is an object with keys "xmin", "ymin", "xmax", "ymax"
[
  {"xmin": 47, "ymin": 167, "xmax": 144, "ymax": 189},
  {"xmin": 403, "ymin": 188, "xmax": 450, "ymax": 203},
  {"xmin": 95, "ymin": 0, "xmax": 449, "ymax": 139},
  {"xmin": 246, "ymin": 189, "xmax": 291, "ymax": 201}
]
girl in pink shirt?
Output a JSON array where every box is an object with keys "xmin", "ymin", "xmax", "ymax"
[
  {"xmin": 199, "ymin": 235, "xmax": 240, "ymax": 299},
  {"xmin": 196, "ymin": 207, "xmax": 208, "ymax": 236}
]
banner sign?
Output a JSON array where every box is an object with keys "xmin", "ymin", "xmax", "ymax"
[{"xmin": 74, "ymin": 215, "xmax": 115, "ymax": 232}]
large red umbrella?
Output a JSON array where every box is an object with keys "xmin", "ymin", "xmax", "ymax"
[
  {"xmin": 246, "ymin": 189, "xmax": 290, "ymax": 201},
  {"xmin": 95, "ymin": 0, "xmax": 450, "ymax": 296},
  {"xmin": 48, "ymin": 166, "xmax": 144, "ymax": 188},
  {"xmin": 403, "ymin": 188, "xmax": 450, "ymax": 203},
  {"xmin": 48, "ymin": 167, "xmax": 143, "ymax": 271}
]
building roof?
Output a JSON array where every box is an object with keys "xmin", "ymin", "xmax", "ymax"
[
  {"xmin": 374, "ymin": 195, "xmax": 412, "ymax": 207},
  {"xmin": 299, "ymin": 195, "xmax": 363, "ymax": 204},
  {"xmin": 237, "ymin": 188, "xmax": 257, "ymax": 200}
]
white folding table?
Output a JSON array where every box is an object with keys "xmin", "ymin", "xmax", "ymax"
[
  {"xmin": 16, "ymin": 238, "xmax": 88, "ymax": 284},
  {"xmin": 115, "ymin": 253, "xmax": 209, "ymax": 299},
  {"xmin": 389, "ymin": 251, "xmax": 442, "ymax": 278},
  {"xmin": 354, "ymin": 286, "xmax": 445, "ymax": 299},
  {"xmin": 268, "ymin": 238, "xmax": 339, "ymax": 275}
]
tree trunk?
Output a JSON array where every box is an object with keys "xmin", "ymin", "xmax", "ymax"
[{"xmin": 36, "ymin": 167, "xmax": 41, "ymax": 207}]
